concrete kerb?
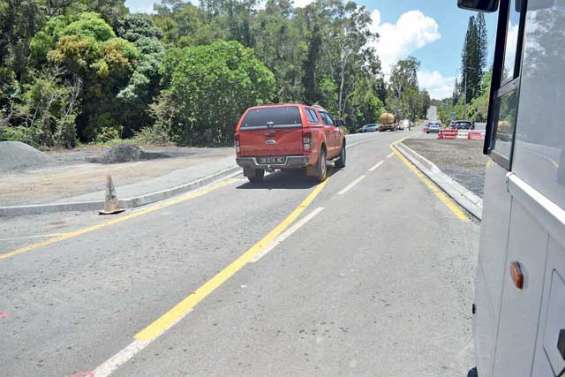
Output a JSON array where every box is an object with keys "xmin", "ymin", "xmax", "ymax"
[
  {"xmin": 393, "ymin": 141, "xmax": 483, "ymax": 220},
  {"xmin": 0, "ymin": 166, "xmax": 241, "ymax": 218},
  {"xmin": 0, "ymin": 135, "xmax": 376, "ymax": 218}
]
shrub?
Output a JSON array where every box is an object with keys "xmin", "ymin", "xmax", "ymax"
[{"xmin": 133, "ymin": 124, "xmax": 171, "ymax": 145}]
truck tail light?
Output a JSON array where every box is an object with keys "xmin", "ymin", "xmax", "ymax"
[
  {"xmin": 235, "ymin": 135, "xmax": 240, "ymax": 153},
  {"xmin": 303, "ymin": 132, "xmax": 312, "ymax": 151}
]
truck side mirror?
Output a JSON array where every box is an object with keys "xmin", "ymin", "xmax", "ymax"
[{"xmin": 457, "ymin": 0, "xmax": 499, "ymax": 12}]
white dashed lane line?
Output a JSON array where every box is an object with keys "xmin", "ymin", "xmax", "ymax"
[
  {"xmin": 338, "ymin": 175, "xmax": 366, "ymax": 196},
  {"xmin": 368, "ymin": 160, "xmax": 384, "ymax": 172}
]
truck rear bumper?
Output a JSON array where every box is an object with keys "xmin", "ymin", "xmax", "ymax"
[{"xmin": 236, "ymin": 156, "xmax": 310, "ymax": 169}]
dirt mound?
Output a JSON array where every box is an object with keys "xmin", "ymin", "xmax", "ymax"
[
  {"xmin": 91, "ymin": 144, "xmax": 169, "ymax": 164},
  {"xmin": 0, "ymin": 141, "xmax": 51, "ymax": 171}
]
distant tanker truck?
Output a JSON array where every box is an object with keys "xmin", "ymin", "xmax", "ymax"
[{"xmin": 378, "ymin": 112, "xmax": 397, "ymax": 132}]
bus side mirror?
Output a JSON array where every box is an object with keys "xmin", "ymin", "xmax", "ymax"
[{"xmin": 457, "ymin": 0, "xmax": 499, "ymax": 12}]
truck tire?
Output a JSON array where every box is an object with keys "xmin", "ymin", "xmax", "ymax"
[
  {"xmin": 246, "ymin": 168, "xmax": 264, "ymax": 184},
  {"xmin": 335, "ymin": 143, "xmax": 346, "ymax": 168},
  {"xmin": 314, "ymin": 148, "xmax": 327, "ymax": 182}
]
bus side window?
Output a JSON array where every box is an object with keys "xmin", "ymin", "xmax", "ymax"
[{"xmin": 488, "ymin": 0, "xmax": 526, "ymax": 169}]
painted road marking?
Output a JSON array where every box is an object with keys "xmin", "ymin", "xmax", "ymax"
[
  {"xmin": 93, "ymin": 339, "xmax": 150, "ymax": 377},
  {"xmin": 391, "ymin": 145, "xmax": 469, "ymax": 222},
  {"xmin": 251, "ymin": 207, "xmax": 325, "ymax": 263},
  {"xmin": 338, "ymin": 175, "xmax": 366, "ymax": 196},
  {"xmin": 368, "ymin": 161, "xmax": 384, "ymax": 172},
  {"xmin": 69, "ymin": 371, "xmax": 95, "ymax": 377},
  {"xmin": 89, "ymin": 180, "xmax": 328, "ymax": 377},
  {"xmin": 135, "ymin": 180, "xmax": 327, "ymax": 341},
  {"xmin": 0, "ymin": 233, "xmax": 65, "ymax": 242},
  {"xmin": 0, "ymin": 174, "xmax": 242, "ymax": 262},
  {"xmin": 386, "ymin": 152, "xmax": 394, "ymax": 158}
]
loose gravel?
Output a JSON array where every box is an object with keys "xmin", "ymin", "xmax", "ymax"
[
  {"xmin": 403, "ymin": 138, "xmax": 488, "ymax": 197},
  {"xmin": 0, "ymin": 141, "xmax": 51, "ymax": 171}
]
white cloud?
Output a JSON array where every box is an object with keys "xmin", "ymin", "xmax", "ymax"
[
  {"xmin": 418, "ymin": 70, "xmax": 456, "ymax": 99},
  {"xmin": 368, "ymin": 10, "xmax": 441, "ymax": 76}
]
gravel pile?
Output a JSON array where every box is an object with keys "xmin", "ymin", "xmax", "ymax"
[
  {"xmin": 90, "ymin": 144, "xmax": 169, "ymax": 164},
  {"xmin": 0, "ymin": 141, "xmax": 51, "ymax": 171}
]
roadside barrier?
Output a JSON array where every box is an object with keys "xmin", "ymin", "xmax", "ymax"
[
  {"xmin": 468, "ymin": 130, "xmax": 485, "ymax": 140},
  {"xmin": 438, "ymin": 129, "xmax": 485, "ymax": 141},
  {"xmin": 437, "ymin": 129, "xmax": 458, "ymax": 140},
  {"xmin": 457, "ymin": 130, "xmax": 469, "ymax": 139}
]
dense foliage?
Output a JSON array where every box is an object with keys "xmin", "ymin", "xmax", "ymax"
[
  {"xmin": 1, "ymin": 0, "xmax": 432, "ymax": 148},
  {"xmin": 435, "ymin": 13, "xmax": 489, "ymax": 124}
]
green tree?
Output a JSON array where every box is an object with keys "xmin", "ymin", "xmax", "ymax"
[
  {"xmin": 116, "ymin": 14, "xmax": 165, "ymax": 136},
  {"xmin": 468, "ymin": 70, "xmax": 491, "ymax": 122},
  {"xmin": 387, "ymin": 57, "xmax": 420, "ymax": 119},
  {"xmin": 159, "ymin": 40, "xmax": 275, "ymax": 145},
  {"xmin": 152, "ymin": 0, "xmax": 223, "ymax": 47},
  {"xmin": 476, "ymin": 12, "xmax": 488, "ymax": 75},
  {"xmin": 8, "ymin": 67, "xmax": 81, "ymax": 147},
  {"xmin": 461, "ymin": 14, "xmax": 486, "ymax": 103},
  {"xmin": 31, "ymin": 12, "xmax": 139, "ymax": 142},
  {"xmin": 301, "ymin": 13, "xmax": 323, "ymax": 104},
  {"xmin": 253, "ymin": 0, "xmax": 305, "ymax": 102},
  {"xmin": 0, "ymin": 0, "xmax": 44, "ymax": 81}
]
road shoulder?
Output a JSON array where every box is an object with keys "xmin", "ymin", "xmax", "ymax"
[{"xmin": 394, "ymin": 141, "xmax": 483, "ymax": 220}]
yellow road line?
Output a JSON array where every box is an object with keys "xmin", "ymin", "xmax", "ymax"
[
  {"xmin": 0, "ymin": 178, "xmax": 241, "ymax": 261},
  {"xmin": 391, "ymin": 145, "xmax": 469, "ymax": 222},
  {"xmin": 135, "ymin": 179, "xmax": 328, "ymax": 341}
]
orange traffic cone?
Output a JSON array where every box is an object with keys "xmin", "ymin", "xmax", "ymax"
[{"xmin": 99, "ymin": 175, "xmax": 125, "ymax": 215}]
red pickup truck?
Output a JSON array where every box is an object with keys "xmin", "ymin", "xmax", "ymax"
[{"xmin": 235, "ymin": 104, "xmax": 346, "ymax": 183}]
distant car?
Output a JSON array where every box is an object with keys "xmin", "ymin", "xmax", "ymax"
[
  {"xmin": 426, "ymin": 121, "xmax": 441, "ymax": 134},
  {"xmin": 359, "ymin": 123, "xmax": 379, "ymax": 133},
  {"xmin": 450, "ymin": 120, "xmax": 474, "ymax": 130}
]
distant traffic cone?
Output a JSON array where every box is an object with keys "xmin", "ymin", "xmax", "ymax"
[{"xmin": 99, "ymin": 175, "xmax": 125, "ymax": 215}]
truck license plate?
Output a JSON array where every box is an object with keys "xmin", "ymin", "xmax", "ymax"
[{"xmin": 258, "ymin": 157, "xmax": 285, "ymax": 164}]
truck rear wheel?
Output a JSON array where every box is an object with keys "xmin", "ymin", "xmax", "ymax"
[
  {"xmin": 335, "ymin": 143, "xmax": 346, "ymax": 168},
  {"xmin": 313, "ymin": 148, "xmax": 327, "ymax": 182}
]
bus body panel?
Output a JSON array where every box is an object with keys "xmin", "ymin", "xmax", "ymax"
[
  {"xmin": 532, "ymin": 239, "xmax": 565, "ymax": 377},
  {"xmin": 472, "ymin": 1, "xmax": 565, "ymax": 376},
  {"xmin": 474, "ymin": 161, "xmax": 513, "ymax": 377},
  {"xmin": 491, "ymin": 200, "xmax": 549, "ymax": 377}
]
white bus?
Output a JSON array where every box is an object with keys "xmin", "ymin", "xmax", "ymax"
[{"xmin": 457, "ymin": 1, "xmax": 565, "ymax": 376}]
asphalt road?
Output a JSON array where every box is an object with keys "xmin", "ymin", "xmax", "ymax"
[{"xmin": 0, "ymin": 130, "xmax": 479, "ymax": 377}]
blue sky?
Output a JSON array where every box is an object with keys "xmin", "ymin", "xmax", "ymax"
[{"xmin": 125, "ymin": 0, "xmax": 497, "ymax": 99}]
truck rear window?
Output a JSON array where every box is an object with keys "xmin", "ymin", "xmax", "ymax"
[{"xmin": 241, "ymin": 107, "xmax": 301, "ymax": 128}]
